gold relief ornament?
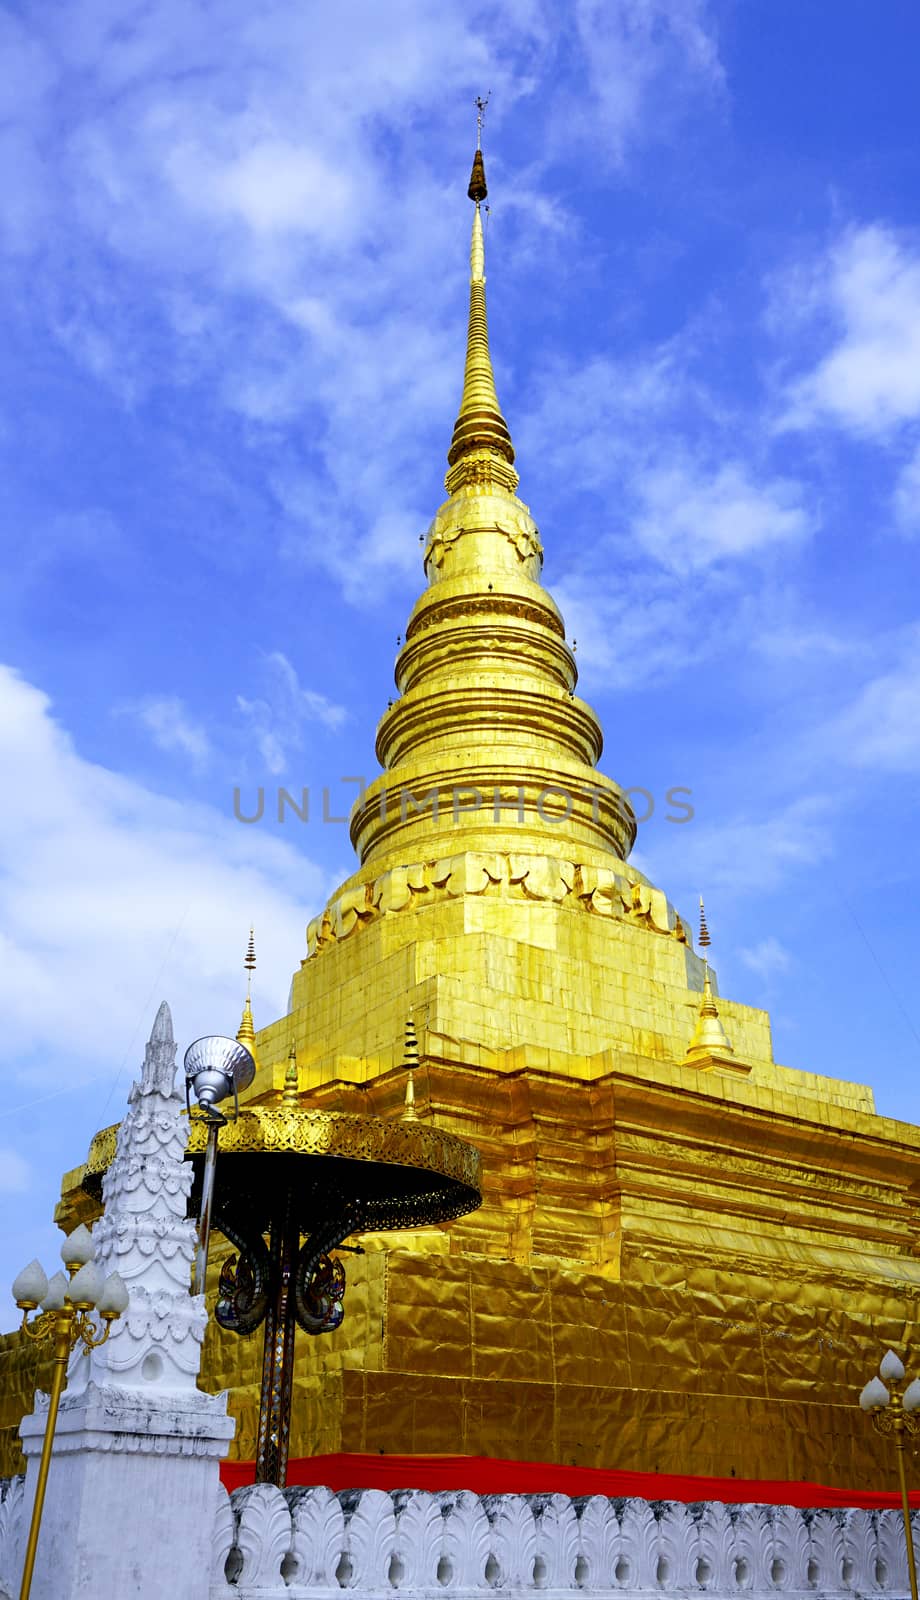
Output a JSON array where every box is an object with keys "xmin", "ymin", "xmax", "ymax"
[
  {"xmin": 82, "ymin": 1107, "xmax": 480, "ymax": 1214},
  {"xmin": 424, "ymin": 494, "xmax": 544, "ymax": 573},
  {"xmin": 306, "ymin": 850, "xmax": 689, "ymax": 955}
]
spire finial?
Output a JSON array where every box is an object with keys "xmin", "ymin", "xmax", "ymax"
[
  {"xmin": 683, "ymin": 897, "xmax": 735, "ymax": 1067},
  {"xmin": 447, "ymin": 107, "xmax": 517, "ymax": 497},
  {"xmin": 236, "ymin": 927, "xmax": 258, "ymax": 1066},
  {"xmin": 401, "ymin": 1017, "xmax": 420, "ymax": 1121},
  {"xmin": 475, "ymin": 91, "xmax": 490, "ymax": 151},
  {"xmin": 282, "ymin": 1042, "xmax": 299, "ymax": 1107}
]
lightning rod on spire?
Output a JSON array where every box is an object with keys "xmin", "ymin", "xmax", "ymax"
[{"xmin": 475, "ymin": 91, "xmax": 491, "ymax": 150}]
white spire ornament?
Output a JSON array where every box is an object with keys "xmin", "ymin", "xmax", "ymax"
[{"xmin": 67, "ymin": 999, "xmax": 207, "ymax": 1392}]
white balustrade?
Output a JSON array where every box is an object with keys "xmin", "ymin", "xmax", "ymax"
[{"xmin": 202, "ymin": 1480, "xmax": 920, "ymax": 1599}]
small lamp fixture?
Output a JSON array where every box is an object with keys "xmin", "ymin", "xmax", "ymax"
[
  {"xmin": 13, "ymin": 1226, "xmax": 128, "ymax": 1600},
  {"xmin": 184, "ymin": 1035, "xmax": 255, "ymax": 1126}
]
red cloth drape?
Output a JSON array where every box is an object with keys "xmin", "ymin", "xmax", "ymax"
[{"xmin": 220, "ymin": 1452, "xmax": 916, "ymax": 1509}]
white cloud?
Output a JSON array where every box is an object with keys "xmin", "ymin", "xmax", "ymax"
[
  {"xmin": 632, "ymin": 459, "xmax": 813, "ymax": 573},
  {"xmin": 0, "ymin": 1148, "xmax": 30, "ymax": 1193},
  {"xmin": 167, "ymin": 138, "xmax": 359, "ymax": 241},
  {"xmin": 0, "ymin": 663, "xmax": 330, "ymax": 1083},
  {"xmin": 892, "ymin": 444, "xmax": 920, "ymax": 536},
  {"xmin": 645, "ymin": 796, "xmax": 833, "ymax": 899},
  {"xmin": 520, "ymin": 340, "xmax": 816, "ymax": 689},
  {"xmin": 741, "ymin": 936, "xmax": 791, "ymax": 982},
  {"xmin": 518, "ymin": 348, "xmax": 688, "ymax": 489},
  {"xmin": 779, "ymin": 224, "xmax": 920, "ymax": 437},
  {"xmin": 552, "ymin": 519, "xmax": 821, "ymax": 697},
  {"xmin": 553, "ymin": 568, "xmax": 709, "ymax": 691},
  {"xmin": 751, "ymin": 620, "xmax": 860, "ymax": 663},
  {"xmin": 518, "ymin": 338, "xmax": 815, "ymax": 686},
  {"xmin": 570, "ymin": 0, "xmax": 723, "ymax": 163},
  {"xmin": 122, "ymin": 695, "xmax": 212, "ymax": 770},
  {"xmin": 237, "ymin": 651, "xmax": 347, "ymax": 776},
  {"xmin": 832, "ymin": 631, "xmax": 920, "ymax": 774}
]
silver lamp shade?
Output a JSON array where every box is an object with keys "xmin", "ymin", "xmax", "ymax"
[{"xmin": 184, "ymin": 1035, "xmax": 256, "ymax": 1124}]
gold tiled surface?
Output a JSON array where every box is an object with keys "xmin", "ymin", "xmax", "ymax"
[
  {"xmin": 112, "ymin": 1043, "xmax": 920, "ymax": 1486},
  {"xmin": 253, "ymin": 897, "xmax": 872, "ymax": 1119},
  {"xmin": 0, "ymin": 1325, "xmax": 53, "ymax": 1477},
  {"xmin": 272, "ymin": 1250, "xmax": 920, "ymax": 1487}
]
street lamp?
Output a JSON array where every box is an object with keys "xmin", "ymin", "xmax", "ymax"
[
  {"xmin": 12, "ymin": 1224, "xmax": 129, "ymax": 1600},
  {"xmin": 184, "ymin": 1034, "xmax": 255, "ymax": 1295},
  {"xmin": 860, "ymin": 1348, "xmax": 920, "ymax": 1600}
]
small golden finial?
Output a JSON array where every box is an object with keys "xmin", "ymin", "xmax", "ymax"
[
  {"xmin": 401, "ymin": 1018, "xmax": 420, "ymax": 1121},
  {"xmin": 282, "ymin": 1043, "xmax": 299, "ymax": 1108},
  {"xmin": 236, "ymin": 927, "xmax": 258, "ymax": 1065},
  {"xmin": 683, "ymin": 897, "xmax": 736, "ymax": 1068},
  {"xmin": 684, "ymin": 967, "xmax": 734, "ymax": 1066}
]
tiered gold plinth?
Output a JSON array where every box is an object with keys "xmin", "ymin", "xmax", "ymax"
[{"xmin": 36, "ymin": 1011, "xmax": 920, "ymax": 1489}]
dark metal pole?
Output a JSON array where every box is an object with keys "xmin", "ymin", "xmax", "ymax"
[
  {"xmin": 254, "ymin": 1184, "xmax": 299, "ymax": 1486},
  {"xmin": 193, "ymin": 1121, "xmax": 220, "ymax": 1297}
]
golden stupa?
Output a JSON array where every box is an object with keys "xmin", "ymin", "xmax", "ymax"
[{"xmin": 5, "ymin": 141, "xmax": 920, "ymax": 1489}]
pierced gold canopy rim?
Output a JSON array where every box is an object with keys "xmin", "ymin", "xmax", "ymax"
[{"xmin": 81, "ymin": 1106, "xmax": 482, "ymax": 1226}]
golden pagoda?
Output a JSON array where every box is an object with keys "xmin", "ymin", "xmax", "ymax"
[{"xmin": 11, "ymin": 138, "xmax": 920, "ymax": 1491}]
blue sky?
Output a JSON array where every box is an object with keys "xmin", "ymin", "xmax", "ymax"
[{"xmin": 2, "ymin": 0, "xmax": 920, "ymax": 1312}]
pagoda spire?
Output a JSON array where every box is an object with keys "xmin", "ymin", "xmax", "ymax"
[
  {"xmin": 345, "ymin": 133, "xmax": 637, "ymax": 876},
  {"xmin": 400, "ymin": 1017, "xmax": 420, "ymax": 1121},
  {"xmin": 445, "ymin": 138, "xmax": 517, "ymax": 496},
  {"xmin": 236, "ymin": 927, "xmax": 258, "ymax": 1066},
  {"xmin": 682, "ymin": 900, "xmax": 737, "ymax": 1069}
]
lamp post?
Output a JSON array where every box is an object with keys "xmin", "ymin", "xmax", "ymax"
[
  {"xmin": 860, "ymin": 1348, "xmax": 920, "ymax": 1600},
  {"xmin": 12, "ymin": 1224, "xmax": 129, "ymax": 1600},
  {"xmin": 183, "ymin": 1034, "xmax": 256, "ymax": 1295}
]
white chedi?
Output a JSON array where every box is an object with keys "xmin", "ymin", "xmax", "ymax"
[{"xmin": 67, "ymin": 999, "xmax": 208, "ymax": 1394}]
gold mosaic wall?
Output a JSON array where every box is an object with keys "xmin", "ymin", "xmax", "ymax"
[{"xmin": 189, "ymin": 1023, "xmax": 920, "ymax": 1489}]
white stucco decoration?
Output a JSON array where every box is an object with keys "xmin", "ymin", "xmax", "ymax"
[
  {"xmin": 206, "ymin": 1482, "xmax": 920, "ymax": 1599},
  {"xmin": 66, "ymin": 999, "xmax": 206, "ymax": 1395}
]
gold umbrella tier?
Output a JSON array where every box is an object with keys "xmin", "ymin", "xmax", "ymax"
[{"xmin": 80, "ymin": 1107, "xmax": 482, "ymax": 1234}]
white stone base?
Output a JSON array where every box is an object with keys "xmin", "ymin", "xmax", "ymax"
[{"xmin": 18, "ymin": 1382, "xmax": 234, "ymax": 1600}]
